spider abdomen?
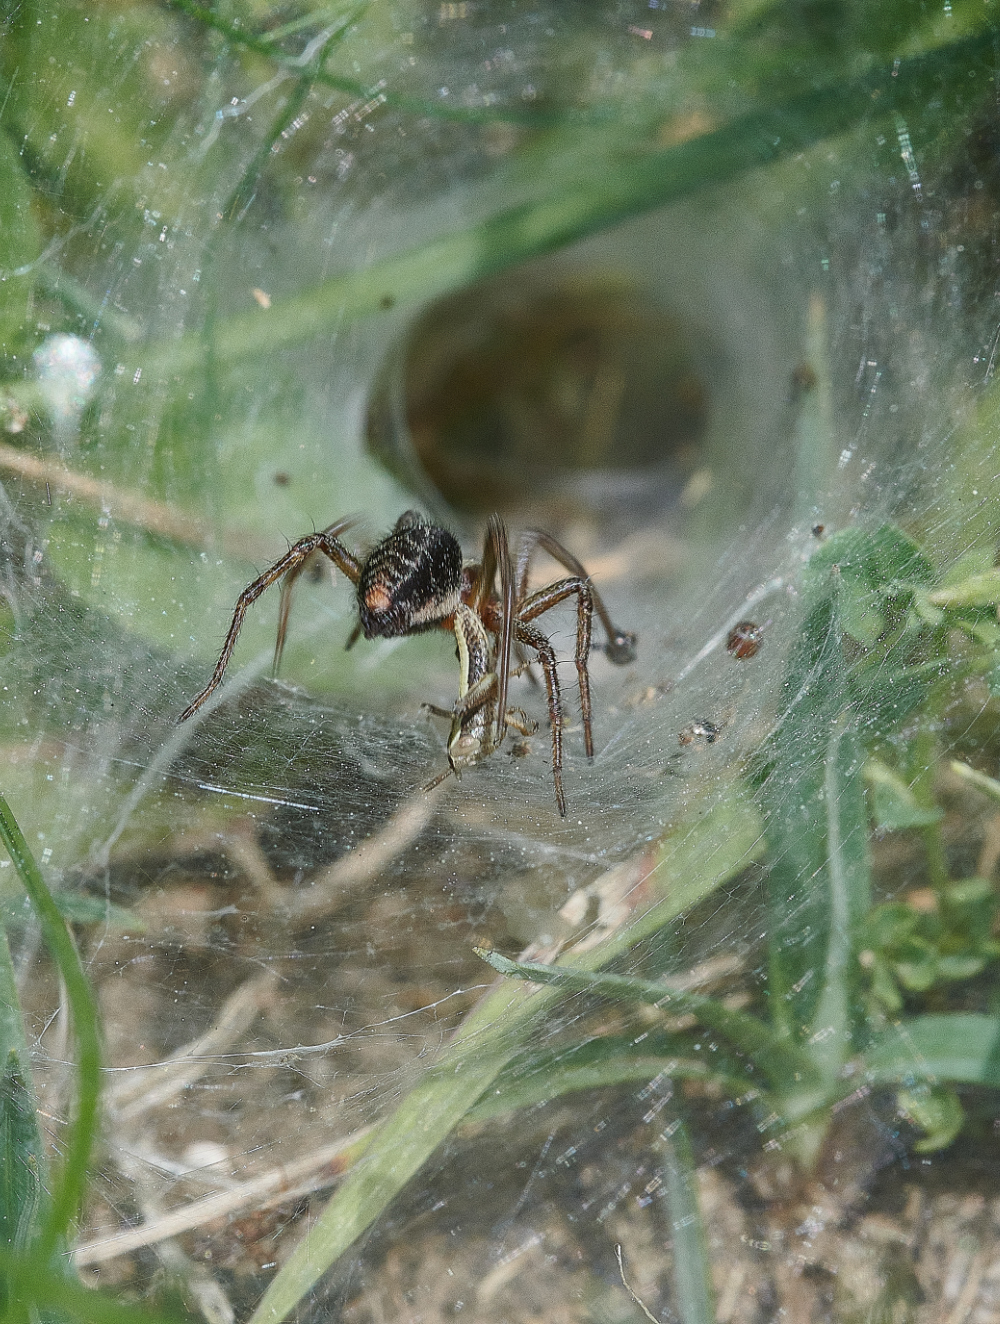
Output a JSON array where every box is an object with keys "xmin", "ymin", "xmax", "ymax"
[{"xmin": 357, "ymin": 512, "xmax": 463, "ymax": 639}]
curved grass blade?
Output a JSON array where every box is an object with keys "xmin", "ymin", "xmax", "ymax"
[
  {"xmin": 660, "ymin": 1111, "xmax": 715, "ymax": 1324},
  {"xmin": 476, "ymin": 950, "xmax": 818, "ymax": 1093},
  {"xmin": 0, "ymin": 793, "xmax": 100, "ymax": 1261},
  {"xmin": 163, "ymin": 0, "xmax": 550, "ymax": 127},
  {"xmin": 0, "ymin": 917, "xmax": 48, "ymax": 1313},
  {"xmin": 0, "ymin": 928, "xmax": 32, "ymax": 1086},
  {"xmin": 249, "ymin": 790, "xmax": 762, "ymax": 1324},
  {"xmin": 0, "ymin": 1052, "xmax": 46, "ymax": 1313},
  {"xmin": 806, "ymin": 721, "xmax": 870, "ymax": 1083},
  {"xmin": 155, "ymin": 30, "xmax": 997, "ymax": 376},
  {"xmin": 863, "ymin": 1013, "xmax": 1000, "ymax": 1089},
  {"xmin": 465, "ymin": 1043, "xmax": 745, "ymax": 1123}
]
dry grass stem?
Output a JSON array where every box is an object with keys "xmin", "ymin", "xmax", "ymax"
[
  {"xmin": 942, "ymin": 1245, "xmax": 987, "ymax": 1324},
  {"xmin": 74, "ymin": 1128, "xmax": 370, "ymax": 1266},
  {"xmin": 615, "ymin": 1245, "xmax": 659, "ymax": 1324},
  {"xmin": 0, "ymin": 441, "xmax": 267, "ymax": 557},
  {"xmin": 106, "ymin": 971, "xmax": 280, "ymax": 1118},
  {"xmin": 164, "ymin": 824, "xmax": 287, "ymax": 912},
  {"xmin": 283, "ymin": 779, "xmax": 451, "ymax": 924},
  {"xmin": 523, "ymin": 851, "xmax": 658, "ymax": 964},
  {"xmin": 0, "ymin": 441, "xmax": 211, "ymax": 544}
]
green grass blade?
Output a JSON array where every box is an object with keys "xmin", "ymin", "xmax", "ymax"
[
  {"xmin": 756, "ymin": 525, "xmax": 935, "ymax": 1035},
  {"xmin": 152, "ymin": 31, "xmax": 996, "ymax": 376},
  {"xmin": 0, "ymin": 1249, "xmax": 188, "ymax": 1324},
  {"xmin": 477, "ymin": 951, "xmax": 818, "ymax": 1091},
  {"xmin": 806, "ymin": 722, "xmax": 871, "ymax": 1081},
  {"xmin": 465, "ymin": 1048, "xmax": 742, "ymax": 1123},
  {"xmin": 0, "ymin": 926, "xmax": 50, "ymax": 1315},
  {"xmin": 0, "ymin": 794, "xmax": 100, "ymax": 1261},
  {"xmin": 863, "ymin": 1014, "xmax": 1000, "ymax": 1088},
  {"xmin": 0, "ymin": 124, "xmax": 41, "ymax": 355},
  {"xmin": 0, "ymin": 927, "xmax": 32, "ymax": 1080},
  {"xmin": 660, "ymin": 1113, "xmax": 716, "ymax": 1324},
  {"xmin": 163, "ymin": 0, "xmax": 545, "ymax": 126},
  {"xmin": 248, "ymin": 983, "xmax": 546, "ymax": 1324},
  {"xmin": 605, "ymin": 785, "xmax": 764, "ymax": 959},
  {"xmin": 754, "ymin": 595, "xmax": 845, "ymax": 1034},
  {"xmin": 249, "ymin": 793, "xmax": 761, "ymax": 1324},
  {"xmin": 0, "ymin": 1053, "xmax": 46, "ymax": 1311}
]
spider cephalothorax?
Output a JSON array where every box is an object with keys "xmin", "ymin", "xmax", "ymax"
[
  {"xmin": 180, "ymin": 510, "xmax": 636, "ymax": 816},
  {"xmin": 357, "ymin": 512, "xmax": 463, "ymax": 638}
]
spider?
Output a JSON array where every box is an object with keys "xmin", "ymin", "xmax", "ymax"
[{"xmin": 179, "ymin": 511, "xmax": 637, "ymax": 816}]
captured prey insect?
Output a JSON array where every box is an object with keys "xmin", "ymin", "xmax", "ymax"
[{"xmin": 179, "ymin": 511, "xmax": 637, "ymax": 815}]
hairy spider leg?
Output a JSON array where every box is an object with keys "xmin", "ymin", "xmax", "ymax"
[
  {"xmin": 514, "ymin": 618, "xmax": 566, "ymax": 816},
  {"xmin": 460, "ymin": 515, "xmax": 516, "ymax": 756},
  {"xmin": 273, "ymin": 554, "xmax": 328, "ymax": 673},
  {"xmin": 178, "ymin": 517, "xmax": 360, "ymax": 723},
  {"xmin": 505, "ymin": 709, "xmax": 537, "ymax": 737},
  {"xmin": 515, "ymin": 528, "xmax": 637, "ymax": 664},
  {"xmin": 449, "ymin": 687, "xmax": 533, "ymax": 738},
  {"xmin": 423, "ymin": 702, "xmax": 459, "ymax": 720},
  {"xmin": 422, "ymin": 763, "xmax": 456, "ymax": 794},
  {"xmin": 481, "ymin": 515, "xmax": 515, "ymax": 752},
  {"xmin": 519, "ymin": 577, "xmax": 595, "ymax": 760}
]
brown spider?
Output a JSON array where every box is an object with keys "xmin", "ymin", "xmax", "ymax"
[{"xmin": 179, "ymin": 511, "xmax": 636, "ymax": 816}]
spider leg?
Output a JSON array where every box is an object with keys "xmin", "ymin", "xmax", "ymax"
[
  {"xmin": 427, "ymin": 693, "xmax": 534, "ymax": 737},
  {"xmin": 473, "ymin": 515, "xmax": 514, "ymax": 750},
  {"xmin": 292, "ymin": 518, "xmax": 363, "ymax": 664},
  {"xmin": 519, "ymin": 576, "xmax": 595, "ymax": 760},
  {"xmin": 514, "ymin": 640, "xmax": 539, "ymax": 688},
  {"xmin": 504, "ymin": 708, "xmax": 537, "ymax": 737},
  {"xmin": 515, "ymin": 528, "xmax": 637, "ymax": 664},
  {"xmin": 273, "ymin": 557, "xmax": 312, "ymax": 674},
  {"xmin": 490, "ymin": 516, "xmax": 515, "ymax": 748},
  {"xmin": 275, "ymin": 519, "xmax": 363, "ymax": 670},
  {"xmin": 422, "ymin": 701, "xmax": 456, "ymax": 721},
  {"xmin": 516, "ymin": 619, "xmax": 566, "ymax": 817},
  {"xmin": 450, "ymin": 670, "xmax": 498, "ymax": 723},
  {"xmin": 179, "ymin": 517, "xmax": 361, "ymax": 722},
  {"xmin": 423, "ymin": 764, "xmax": 456, "ymax": 792}
]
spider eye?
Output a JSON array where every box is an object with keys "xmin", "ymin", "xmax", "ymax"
[{"xmin": 358, "ymin": 523, "xmax": 462, "ymax": 638}]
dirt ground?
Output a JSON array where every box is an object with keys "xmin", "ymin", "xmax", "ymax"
[{"xmin": 19, "ymin": 707, "xmax": 1000, "ymax": 1324}]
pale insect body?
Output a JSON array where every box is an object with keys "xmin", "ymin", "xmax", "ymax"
[{"xmin": 424, "ymin": 601, "xmax": 537, "ymax": 785}]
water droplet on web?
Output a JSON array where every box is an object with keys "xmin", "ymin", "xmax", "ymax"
[{"xmin": 32, "ymin": 333, "xmax": 101, "ymax": 451}]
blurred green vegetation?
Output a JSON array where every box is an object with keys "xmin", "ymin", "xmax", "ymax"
[
  {"xmin": 2, "ymin": 1, "xmax": 1000, "ymax": 1321},
  {"xmin": 0, "ymin": 0, "xmax": 993, "ymax": 746}
]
